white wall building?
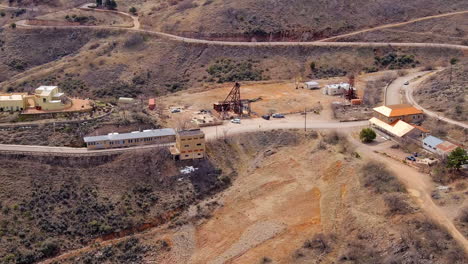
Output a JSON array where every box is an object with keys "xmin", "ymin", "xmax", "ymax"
[{"xmin": 322, "ymin": 82, "xmax": 352, "ymax": 96}]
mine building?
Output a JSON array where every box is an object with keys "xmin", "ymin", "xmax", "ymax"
[
  {"xmin": 372, "ymin": 104, "xmax": 424, "ymax": 124},
  {"xmin": 84, "ymin": 128, "xmax": 176, "ymax": 150},
  {"xmin": 170, "ymin": 129, "xmax": 206, "ymax": 160}
]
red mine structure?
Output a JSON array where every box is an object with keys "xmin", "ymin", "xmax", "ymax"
[{"xmin": 213, "ymin": 82, "xmax": 250, "ymax": 119}]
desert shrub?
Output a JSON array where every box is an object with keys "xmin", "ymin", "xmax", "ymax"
[
  {"xmin": 302, "ymin": 233, "xmax": 333, "ymax": 254},
  {"xmin": 176, "ymin": 0, "xmax": 198, "ymax": 11},
  {"xmin": 383, "ymin": 193, "xmax": 413, "ymax": 215},
  {"xmin": 123, "ymin": 34, "xmax": 145, "ymax": 48},
  {"xmin": 339, "ymin": 241, "xmax": 382, "ymax": 263},
  {"xmin": 323, "ymin": 131, "xmax": 341, "ymax": 145},
  {"xmin": 458, "ymin": 207, "xmax": 468, "ymax": 223},
  {"xmin": 360, "ymin": 161, "xmax": 405, "ymax": 193},
  {"xmin": 129, "ymin": 7, "xmax": 137, "ymax": 15},
  {"xmin": 374, "ymin": 53, "xmax": 419, "ymax": 69},
  {"xmin": 310, "ymin": 65, "xmax": 347, "ymax": 78},
  {"xmin": 207, "ymin": 59, "xmax": 264, "ymax": 83},
  {"xmin": 6, "ymin": 58, "xmax": 27, "ymax": 71}
]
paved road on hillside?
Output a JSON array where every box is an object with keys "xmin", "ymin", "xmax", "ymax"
[
  {"xmin": 385, "ymin": 71, "xmax": 431, "ymax": 105},
  {"xmin": 404, "ymin": 74, "xmax": 468, "ymax": 129}
]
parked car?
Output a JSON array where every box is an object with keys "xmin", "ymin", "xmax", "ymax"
[
  {"xmin": 413, "ymin": 152, "xmax": 419, "ymax": 157},
  {"xmin": 231, "ymin": 118, "xmax": 241, "ymax": 124},
  {"xmin": 272, "ymin": 113, "xmax": 285, "ymax": 118},
  {"xmin": 262, "ymin": 115, "xmax": 270, "ymax": 120},
  {"xmin": 404, "ymin": 81, "xmax": 410, "ymax": 85},
  {"xmin": 406, "ymin": 156, "xmax": 416, "ymax": 161},
  {"xmin": 171, "ymin": 108, "xmax": 181, "ymax": 113}
]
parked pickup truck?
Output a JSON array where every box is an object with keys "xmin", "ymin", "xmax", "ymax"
[{"xmin": 272, "ymin": 113, "xmax": 285, "ymax": 118}]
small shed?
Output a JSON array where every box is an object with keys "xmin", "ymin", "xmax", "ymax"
[
  {"xmin": 148, "ymin": 98, "xmax": 156, "ymax": 110},
  {"xmin": 304, "ymin": 81, "xmax": 320, "ymax": 90},
  {"xmin": 118, "ymin": 97, "xmax": 135, "ymax": 104}
]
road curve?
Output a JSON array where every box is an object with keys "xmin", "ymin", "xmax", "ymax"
[{"xmin": 404, "ymin": 75, "xmax": 468, "ymax": 129}]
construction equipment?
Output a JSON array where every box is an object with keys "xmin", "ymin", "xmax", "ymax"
[{"xmin": 213, "ymin": 82, "xmax": 251, "ymax": 119}]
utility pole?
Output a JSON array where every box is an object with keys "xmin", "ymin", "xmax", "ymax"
[{"xmin": 304, "ymin": 107, "xmax": 307, "ymax": 131}]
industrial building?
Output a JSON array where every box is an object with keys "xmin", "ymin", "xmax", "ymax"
[
  {"xmin": 369, "ymin": 117, "xmax": 427, "ymax": 139},
  {"xmin": 84, "ymin": 128, "xmax": 176, "ymax": 150},
  {"xmin": 369, "ymin": 104, "xmax": 427, "ymax": 140},
  {"xmin": 422, "ymin": 136, "xmax": 459, "ymax": 157},
  {"xmin": 170, "ymin": 129, "xmax": 206, "ymax": 160},
  {"xmin": 373, "ymin": 104, "xmax": 424, "ymax": 124}
]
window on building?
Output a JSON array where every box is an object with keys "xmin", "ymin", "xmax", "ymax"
[
  {"xmin": 198, "ymin": 153, "xmax": 201, "ymax": 156},
  {"xmin": 184, "ymin": 145, "xmax": 189, "ymax": 147},
  {"xmin": 197, "ymin": 143, "xmax": 202, "ymax": 146},
  {"xmin": 185, "ymin": 155, "xmax": 189, "ymax": 157},
  {"xmin": 43, "ymin": 98, "xmax": 46, "ymax": 103}
]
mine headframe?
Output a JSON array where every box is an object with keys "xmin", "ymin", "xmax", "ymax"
[
  {"xmin": 345, "ymin": 75, "xmax": 358, "ymax": 100},
  {"xmin": 214, "ymin": 82, "xmax": 243, "ymax": 116}
]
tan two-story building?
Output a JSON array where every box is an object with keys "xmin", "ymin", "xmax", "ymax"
[
  {"xmin": 373, "ymin": 104, "xmax": 424, "ymax": 124},
  {"xmin": 170, "ymin": 129, "xmax": 206, "ymax": 160}
]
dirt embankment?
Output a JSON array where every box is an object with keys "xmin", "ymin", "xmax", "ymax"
[
  {"xmin": 89, "ymin": 130, "xmax": 464, "ymax": 264},
  {"xmin": 137, "ymin": 0, "xmax": 468, "ymax": 41}
]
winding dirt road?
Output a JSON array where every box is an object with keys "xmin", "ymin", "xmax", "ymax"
[
  {"xmin": 318, "ymin": 10, "xmax": 468, "ymax": 42},
  {"xmin": 7, "ymin": 4, "xmax": 468, "ymax": 51}
]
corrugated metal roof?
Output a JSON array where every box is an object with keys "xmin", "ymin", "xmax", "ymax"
[
  {"xmin": 84, "ymin": 128, "xmax": 175, "ymax": 143},
  {"xmin": 423, "ymin": 136, "xmax": 443, "ymax": 147},
  {"xmin": 373, "ymin": 104, "xmax": 423, "ymax": 117},
  {"xmin": 178, "ymin": 129, "xmax": 204, "ymax": 136},
  {"xmin": 369, "ymin": 117, "xmax": 415, "ymax": 137}
]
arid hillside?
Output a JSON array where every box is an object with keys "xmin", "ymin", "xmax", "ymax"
[
  {"xmin": 128, "ymin": 0, "xmax": 468, "ymax": 41},
  {"xmin": 332, "ymin": 13, "xmax": 468, "ymax": 45},
  {"xmin": 21, "ymin": 130, "xmax": 465, "ymax": 264},
  {"xmin": 415, "ymin": 59, "xmax": 467, "ymax": 122},
  {"xmin": 0, "ymin": 28, "xmax": 464, "ymax": 99}
]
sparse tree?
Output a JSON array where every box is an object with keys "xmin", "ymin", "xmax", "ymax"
[
  {"xmin": 129, "ymin": 7, "xmax": 137, "ymax": 15},
  {"xmin": 359, "ymin": 128, "xmax": 376, "ymax": 143},
  {"xmin": 449, "ymin": 57, "xmax": 458, "ymax": 86},
  {"xmin": 10, "ymin": 23, "xmax": 16, "ymax": 29},
  {"xmin": 446, "ymin": 147, "xmax": 467, "ymax": 170},
  {"xmin": 105, "ymin": 0, "xmax": 117, "ymax": 10},
  {"xmin": 96, "ymin": 0, "xmax": 103, "ymax": 6},
  {"xmin": 309, "ymin": 61, "xmax": 316, "ymax": 71}
]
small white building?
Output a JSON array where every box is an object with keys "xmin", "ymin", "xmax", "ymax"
[
  {"xmin": 322, "ymin": 82, "xmax": 352, "ymax": 96},
  {"xmin": 304, "ymin": 81, "xmax": 320, "ymax": 90}
]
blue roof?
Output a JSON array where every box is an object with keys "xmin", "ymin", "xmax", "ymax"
[{"xmin": 423, "ymin": 136, "xmax": 444, "ymax": 147}]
